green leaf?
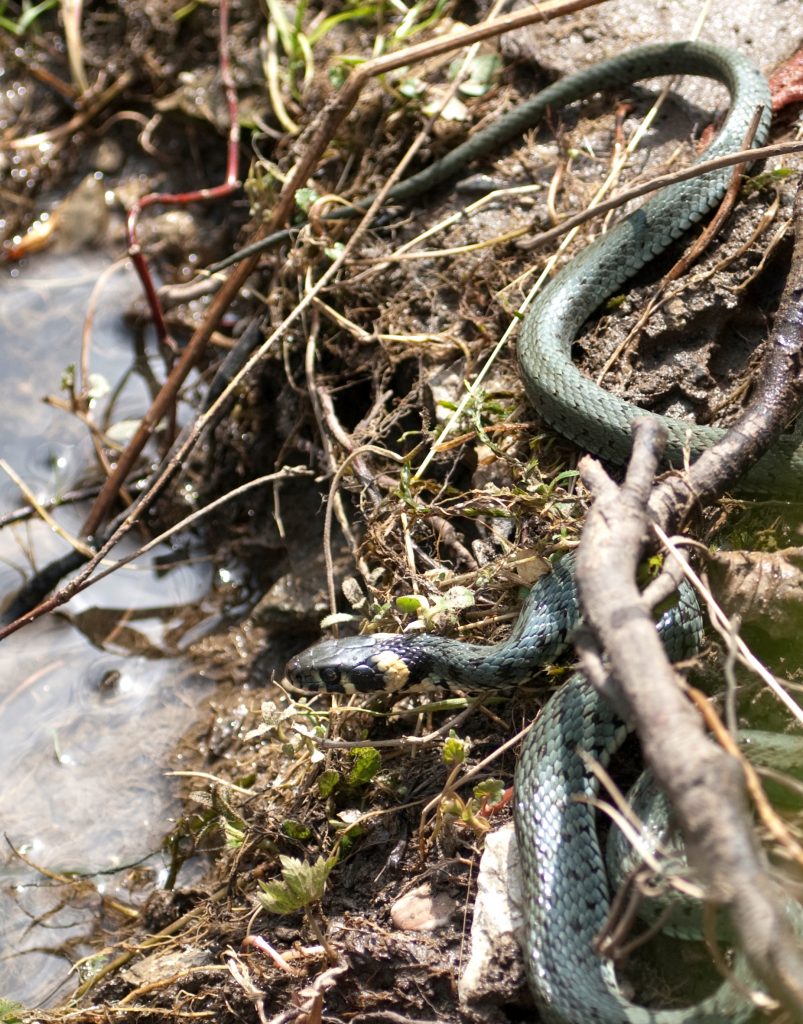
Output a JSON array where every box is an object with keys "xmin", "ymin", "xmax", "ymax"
[
  {"xmin": 328, "ymin": 63, "xmax": 350, "ymax": 88},
  {"xmin": 294, "ymin": 187, "xmax": 319, "ymax": 213},
  {"xmin": 222, "ymin": 818, "xmax": 245, "ymax": 849},
  {"xmin": 60, "ymin": 363, "xmax": 76, "ymax": 391},
  {"xmin": 424, "ymin": 95, "xmax": 467, "ymax": 121},
  {"xmin": 173, "ymin": 0, "xmax": 202, "ymax": 20},
  {"xmin": 348, "ymin": 746, "xmax": 381, "ymax": 785},
  {"xmin": 453, "ymin": 52, "xmax": 501, "ymax": 97},
  {"xmin": 12, "ymin": 0, "xmax": 57, "ymax": 33},
  {"xmin": 337, "ymin": 827, "xmax": 364, "ymax": 854},
  {"xmin": 441, "ymin": 585, "xmax": 474, "ymax": 610},
  {"xmin": 258, "ymin": 854, "xmax": 336, "ymax": 914},
  {"xmin": 743, "ymin": 167, "xmax": 794, "ymax": 194},
  {"xmin": 442, "ymin": 729, "xmax": 467, "ymax": 766},
  {"xmin": 398, "ymin": 77, "xmax": 426, "ymax": 99},
  {"xmin": 281, "ymin": 818, "xmax": 312, "ymax": 841},
  {"xmin": 317, "ymin": 769, "xmax": 340, "ymax": 798},
  {"xmin": 306, "ymin": 5, "xmax": 377, "ymax": 46},
  {"xmin": 640, "ymin": 554, "xmax": 664, "ymax": 582},
  {"xmin": 473, "ymin": 778, "xmax": 505, "ymax": 805}
]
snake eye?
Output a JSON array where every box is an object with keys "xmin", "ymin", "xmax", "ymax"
[{"xmin": 320, "ymin": 667, "xmax": 340, "ymax": 688}]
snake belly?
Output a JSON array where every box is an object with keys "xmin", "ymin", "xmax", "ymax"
[{"xmin": 286, "ymin": 40, "xmax": 798, "ymax": 1024}]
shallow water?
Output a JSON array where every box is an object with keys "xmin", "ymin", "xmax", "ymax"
[{"xmin": 0, "ymin": 253, "xmax": 215, "ymax": 1004}]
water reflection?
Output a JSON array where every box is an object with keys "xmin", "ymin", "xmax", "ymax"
[{"xmin": 0, "ymin": 254, "xmax": 214, "ymax": 1004}]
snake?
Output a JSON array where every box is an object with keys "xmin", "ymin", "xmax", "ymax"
[
  {"xmin": 286, "ymin": 41, "xmax": 802, "ymax": 1023},
  {"xmin": 287, "ymin": 554, "xmax": 799, "ymax": 1021}
]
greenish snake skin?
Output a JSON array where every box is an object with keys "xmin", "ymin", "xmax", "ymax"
[
  {"xmin": 288, "ymin": 41, "xmax": 802, "ymax": 1024},
  {"xmin": 514, "ymin": 45, "xmax": 794, "ymax": 496},
  {"xmin": 381, "ymin": 41, "xmax": 793, "ymax": 494},
  {"xmin": 289, "ymin": 558, "xmax": 798, "ymax": 1021},
  {"xmin": 286, "ymin": 554, "xmax": 581, "ymax": 693}
]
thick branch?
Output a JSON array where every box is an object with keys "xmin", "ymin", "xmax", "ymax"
[
  {"xmin": 577, "ymin": 424, "xmax": 803, "ymax": 1014},
  {"xmin": 574, "ymin": 179, "xmax": 803, "ymax": 1013}
]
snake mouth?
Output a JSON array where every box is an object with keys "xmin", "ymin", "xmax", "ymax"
[{"xmin": 285, "ymin": 655, "xmax": 346, "ymax": 692}]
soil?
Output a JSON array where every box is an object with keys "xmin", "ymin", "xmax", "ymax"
[{"xmin": 2, "ymin": 2, "xmax": 802, "ymax": 1023}]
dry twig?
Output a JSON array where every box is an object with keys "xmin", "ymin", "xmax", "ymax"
[
  {"xmin": 0, "ymin": 0, "xmax": 606, "ymax": 640},
  {"xmin": 573, "ymin": 181, "xmax": 803, "ymax": 1015}
]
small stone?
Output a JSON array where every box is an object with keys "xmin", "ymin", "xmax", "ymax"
[
  {"xmin": 390, "ymin": 884, "xmax": 456, "ymax": 932},
  {"xmin": 459, "ymin": 825, "xmax": 528, "ymax": 1008}
]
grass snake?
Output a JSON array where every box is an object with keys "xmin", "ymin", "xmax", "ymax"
[
  {"xmin": 361, "ymin": 40, "xmax": 794, "ymax": 494},
  {"xmin": 288, "ymin": 553, "xmax": 800, "ymax": 1020},
  {"xmin": 287, "ymin": 41, "xmax": 802, "ymax": 1023}
]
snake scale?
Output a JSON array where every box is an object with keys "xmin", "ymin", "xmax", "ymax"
[{"xmin": 287, "ymin": 42, "xmax": 801, "ymax": 1023}]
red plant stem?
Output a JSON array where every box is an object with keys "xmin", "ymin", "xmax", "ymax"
[{"xmin": 125, "ymin": 0, "xmax": 241, "ymax": 350}]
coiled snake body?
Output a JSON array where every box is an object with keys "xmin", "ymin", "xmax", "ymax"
[{"xmin": 287, "ymin": 42, "xmax": 799, "ymax": 1023}]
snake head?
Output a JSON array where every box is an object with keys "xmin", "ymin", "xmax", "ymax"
[{"xmin": 286, "ymin": 634, "xmax": 425, "ymax": 694}]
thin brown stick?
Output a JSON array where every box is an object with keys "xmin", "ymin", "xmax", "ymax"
[
  {"xmin": 124, "ymin": 0, "xmax": 241, "ymax": 351},
  {"xmin": 516, "ymin": 137, "xmax": 803, "ymax": 253},
  {"xmin": 594, "ymin": 106, "xmax": 765, "ymax": 383},
  {"xmin": 78, "ymin": 0, "xmax": 604, "ymax": 543},
  {"xmin": 3, "ymin": 70, "xmax": 135, "ymax": 150}
]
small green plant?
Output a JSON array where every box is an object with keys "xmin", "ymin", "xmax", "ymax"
[
  {"xmin": 317, "ymin": 769, "xmax": 341, "ymax": 798},
  {"xmin": 257, "ymin": 853, "xmax": 340, "ymax": 956},
  {"xmin": 0, "ymin": 1000, "xmax": 25, "ymax": 1024},
  {"xmin": 391, "ymin": 0, "xmax": 449, "ymax": 42},
  {"xmin": 221, "ymin": 816, "xmax": 246, "ymax": 849},
  {"xmin": 314, "ymin": 745, "xmax": 383, "ymax": 801},
  {"xmin": 438, "ymin": 777, "xmax": 508, "ymax": 837},
  {"xmin": 442, "ymin": 729, "xmax": 468, "ymax": 767},
  {"xmin": 743, "ymin": 166, "xmax": 794, "ymax": 195},
  {"xmin": 450, "ymin": 52, "xmax": 501, "ymax": 98},
  {"xmin": 280, "ymin": 818, "xmax": 313, "ymax": 841},
  {"xmin": 395, "ymin": 585, "xmax": 475, "ymax": 631},
  {"xmin": 257, "ymin": 853, "xmax": 336, "ymax": 914},
  {"xmin": 348, "ymin": 746, "xmax": 381, "ymax": 786},
  {"xmin": 0, "ymin": 0, "xmax": 58, "ymax": 35}
]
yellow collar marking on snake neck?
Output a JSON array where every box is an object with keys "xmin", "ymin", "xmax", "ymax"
[{"xmin": 371, "ymin": 651, "xmax": 410, "ymax": 692}]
